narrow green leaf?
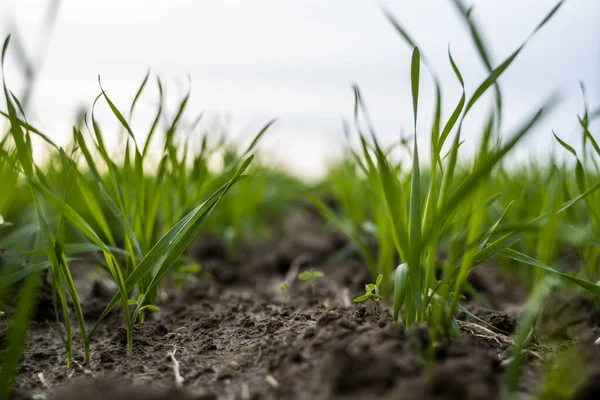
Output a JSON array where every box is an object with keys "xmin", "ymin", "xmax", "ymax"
[
  {"xmin": 579, "ymin": 116, "xmax": 600, "ymax": 157},
  {"xmin": 463, "ymin": 0, "xmax": 564, "ymax": 116},
  {"xmin": 502, "ymin": 249, "xmax": 600, "ymax": 297},
  {"xmin": 243, "ymin": 119, "xmax": 276, "ymax": 155},
  {"xmin": 130, "ymin": 69, "xmax": 150, "ymax": 116},
  {"xmin": 1, "ymin": 35, "xmax": 10, "ymax": 64},
  {"xmin": 410, "ymin": 47, "xmax": 421, "ymax": 130},
  {"xmin": 142, "ymin": 77, "xmax": 163, "ymax": 159},
  {"xmin": 353, "ymin": 294, "xmax": 370, "ymax": 303},
  {"xmin": 464, "ymin": 45, "xmax": 521, "ymax": 116},
  {"xmin": 29, "ymin": 179, "xmax": 112, "ymax": 254},
  {"xmin": 553, "ymin": 131, "xmax": 577, "ymax": 156},
  {"xmin": 98, "ymin": 76, "xmax": 138, "ymax": 148},
  {"xmin": 382, "ymin": 9, "xmax": 418, "ymax": 48},
  {"xmin": 438, "ymin": 48, "xmax": 466, "ymax": 153}
]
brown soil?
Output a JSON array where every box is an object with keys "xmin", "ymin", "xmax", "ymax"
[{"xmin": 5, "ymin": 206, "xmax": 600, "ymax": 400}]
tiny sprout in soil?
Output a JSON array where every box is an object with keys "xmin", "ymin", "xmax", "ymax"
[
  {"xmin": 127, "ymin": 294, "xmax": 160, "ymax": 323},
  {"xmin": 298, "ymin": 268, "xmax": 324, "ymax": 296},
  {"xmin": 165, "ymin": 327, "xmax": 187, "ymax": 347},
  {"xmin": 280, "ymin": 280, "xmax": 289, "ymax": 305},
  {"xmin": 354, "ymin": 274, "xmax": 384, "ymax": 314}
]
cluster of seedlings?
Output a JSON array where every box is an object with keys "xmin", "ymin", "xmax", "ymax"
[{"xmin": 1, "ymin": 0, "xmax": 600, "ymax": 398}]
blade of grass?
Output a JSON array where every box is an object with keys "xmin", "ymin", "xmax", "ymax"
[
  {"xmin": 129, "ymin": 69, "xmax": 150, "ymax": 117},
  {"xmin": 408, "ymin": 47, "xmax": 423, "ymax": 320},
  {"xmin": 0, "ymin": 272, "xmax": 40, "ymax": 400}
]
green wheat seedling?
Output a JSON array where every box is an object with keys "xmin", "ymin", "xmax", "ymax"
[
  {"xmin": 84, "ymin": 134, "xmax": 256, "ymax": 358},
  {"xmin": 1, "ymin": 36, "xmax": 91, "ymax": 367},
  {"xmin": 298, "ymin": 268, "xmax": 324, "ymax": 296},
  {"xmin": 0, "ymin": 33, "xmax": 268, "ymax": 361}
]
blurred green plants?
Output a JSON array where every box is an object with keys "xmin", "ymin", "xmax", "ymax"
[
  {"xmin": 0, "ymin": 29, "xmax": 288, "ymax": 370},
  {"xmin": 312, "ymin": 0, "xmax": 600, "ymax": 340}
]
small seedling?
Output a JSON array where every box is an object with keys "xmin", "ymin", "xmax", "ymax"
[
  {"xmin": 298, "ymin": 268, "xmax": 324, "ymax": 296},
  {"xmin": 354, "ymin": 274, "xmax": 384, "ymax": 314},
  {"xmin": 127, "ymin": 294, "xmax": 160, "ymax": 323},
  {"xmin": 165, "ymin": 327, "xmax": 187, "ymax": 347},
  {"xmin": 280, "ymin": 280, "xmax": 289, "ymax": 305}
]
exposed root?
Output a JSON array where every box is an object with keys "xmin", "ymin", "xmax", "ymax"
[
  {"xmin": 73, "ymin": 360, "xmax": 95, "ymax": 377},
  {"xmin": 38, "ymin": 372, "xmax": 51, "ymax": 390},
  {"xmin": 265, "ymin": 374, "xmax": 279, "ymax": 389},
  {"xmin": 341, "ymin": 288, "xmax": 351, "ymax": 308},
  {"xmin": 167, "ymin": 347, "xmax": 184, "ymax": 387},
  {"xmin": 458, "ymin": 320, "xmax": 513, "ymax": 345},
  {"xmin": 457, "ymin": 321, "xmax": 513, "ymax": 346}
]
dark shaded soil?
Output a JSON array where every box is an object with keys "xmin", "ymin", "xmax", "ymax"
[{"xmin": 5, "ymin": 207, "xmax": 600, "ymax": 399}]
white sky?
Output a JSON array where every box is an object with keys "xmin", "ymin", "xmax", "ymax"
[{"xmin": 1, "ymin": 0, "xmax": 599, "ymax": 178}]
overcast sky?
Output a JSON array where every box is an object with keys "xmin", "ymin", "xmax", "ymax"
[{"xmin": 1, "ymin": 0, "xmax": 598, "ymax": 177}]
